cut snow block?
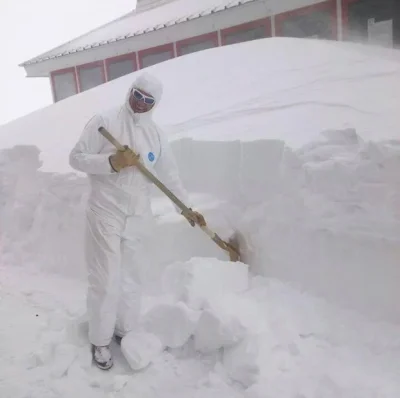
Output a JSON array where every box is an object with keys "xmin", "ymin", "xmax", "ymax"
[
  {"xmin": 193, "ymin": 293, "xmax": 265, "ymax": 354},
  {"xmin": 141, "ymin": 302, "xmax": 199, "ymax": 348},
  {"xmin": 121, "ymin": 331, "xmax": 164, "ymax": 371},
  {"xmin": 162, "ymin": 257, "xmax": 249, "ymax": 310},
  {"xmin": 222, "ymin": 336, "xmax": 261, "ymax": 388},
  {"xmin": 194, "ymin": 307, "xmax": 246, "ymax": 354}
]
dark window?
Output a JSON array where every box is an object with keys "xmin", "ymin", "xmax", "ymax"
[
  {"xmin": 224, "ymin": 26, "xmax": 266, "ymax": 45},
  {"xmin": 141, "ymin": 51, "xmax": 172, "ymax": 68},
  {"xmin": 53, "ymin": 70, "xmax": 77, "ymax": 102},
  {"xmin": 180, "ymin": 39, "xmax": 216, "ymax": 55},
  {"xmin": 108, "ymin": 58, "xmax": 135, "ymax": 81},
  {"xmin": 279, "ymin": 9, "xmax": 334, "ymax": 39},
  {"xmin": 78, "ymin": 65, "xmax": 104, "ymax": 92}
]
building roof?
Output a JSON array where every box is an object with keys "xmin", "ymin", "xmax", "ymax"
[{"xmin": 20, "ymin": 0, "xmax": 258, "ymax": 67}]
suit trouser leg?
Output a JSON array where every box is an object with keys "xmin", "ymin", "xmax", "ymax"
[{"xmin": 85, "ymin": 206, "xmax": 122, "ymax": 347}]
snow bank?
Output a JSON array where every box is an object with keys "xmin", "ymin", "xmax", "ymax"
[
  {"xmin": 2, "ymin": 127, "xmax": 399, "ymax": 324},
  {"xmin": 159, "ymin": 128, "xmax": 400, "ymax": 324},
  {"xmin": 0, "ymin": 145, "xmax": 88, "ymax": 278},
  {"xmin": 238, "ymin": 130, "xmax": 400, "ymax": 323}
]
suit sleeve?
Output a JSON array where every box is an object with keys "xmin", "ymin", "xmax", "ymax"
[
  {"xmin": 69, "ymin": 114, "xmax": 115, "ymax": 175},
  {"xmin": 153, "ymin": 130, "xmax": 191, "ymax": 213}
]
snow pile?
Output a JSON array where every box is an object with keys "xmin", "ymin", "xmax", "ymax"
[{"xmin": 121, "ymin": 258, "xmax": 250, "ymax": 371}]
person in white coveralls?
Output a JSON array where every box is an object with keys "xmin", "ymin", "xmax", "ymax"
[{"xmin": 69, "ymin": 72, "xmax": 206, "ymax": 370}]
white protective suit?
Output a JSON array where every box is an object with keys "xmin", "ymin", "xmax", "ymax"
[{"xmin": 69, "ymin": 73, "xmax": 190, "ymax": 347}]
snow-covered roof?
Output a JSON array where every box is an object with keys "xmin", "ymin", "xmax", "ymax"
[{"xmin": 20, "ymin": 0, "xmax": 258, "ymax": 67}]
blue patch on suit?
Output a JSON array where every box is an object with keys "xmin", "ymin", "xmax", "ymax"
[{"xmin": 148, "ymin": 152, "xmax": 155, "ymax": 162}]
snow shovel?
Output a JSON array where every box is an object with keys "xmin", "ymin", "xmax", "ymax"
[{"xmin": 97, "ymin": 127, "xmax": 241, "ymax": 262}]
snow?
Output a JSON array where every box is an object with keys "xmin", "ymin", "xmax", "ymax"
[
  {"xmin": 1, "ymin": 37, "xmax": 400, "ymax": 397},
  {"xmin": 3, "ymin": 38, "xmax": 400, "ymax": 173},
  {"xmin": 2, "ymin": 265, "xmax": 399, "ymax": 397}
]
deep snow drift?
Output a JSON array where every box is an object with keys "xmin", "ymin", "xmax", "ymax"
[
  {"xmin": 1, "ymin": 37, "xmax": 400, "ymax": 172},
  {"xmin": 1, "ymin": 37, "xmax": 400, "ymax": 397}
]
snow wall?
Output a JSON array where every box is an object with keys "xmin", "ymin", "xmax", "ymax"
[
  {"xmin": 1, "ymin": 130, "xmax": 400, "ymax": 325},
  {"xmin": 1, "ymin": 38, "xmax": 400, "ymax": 325}
]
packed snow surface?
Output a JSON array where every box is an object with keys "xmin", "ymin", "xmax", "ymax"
[
  {"xmin": 1, "ymin": 261, "xmax": 399, "ymax": 397},
  {"xmin": 1, "ymin": 37, "xmax": 400, "ymax": 397}
]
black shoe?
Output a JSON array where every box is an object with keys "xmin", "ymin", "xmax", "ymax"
[{"xmin": 91, "ymin": 344, "xmax": 113, "ymax": 370}]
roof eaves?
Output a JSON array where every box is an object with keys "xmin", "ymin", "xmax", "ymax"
[{"xmin": 19, "ymin": 0, "xmax": 257, "ymax": 67}]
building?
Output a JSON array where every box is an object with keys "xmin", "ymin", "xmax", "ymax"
[{"xmin": 19, "ymin": 0, "xmax": 399, "ymax": 103}]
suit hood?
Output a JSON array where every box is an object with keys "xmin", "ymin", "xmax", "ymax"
[{"xmin": 125, "ymin": 72, "xmax": 163, "ymax": 120}]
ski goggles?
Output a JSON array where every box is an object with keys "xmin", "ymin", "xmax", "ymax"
[{"xmin": 132, "ymin": 88, "xmax": 155, "ymax": 105}]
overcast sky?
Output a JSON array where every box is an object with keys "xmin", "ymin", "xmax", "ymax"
[{"xmin": 0, "ymin": 0, "xmax": 136, "ymax": 126}]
